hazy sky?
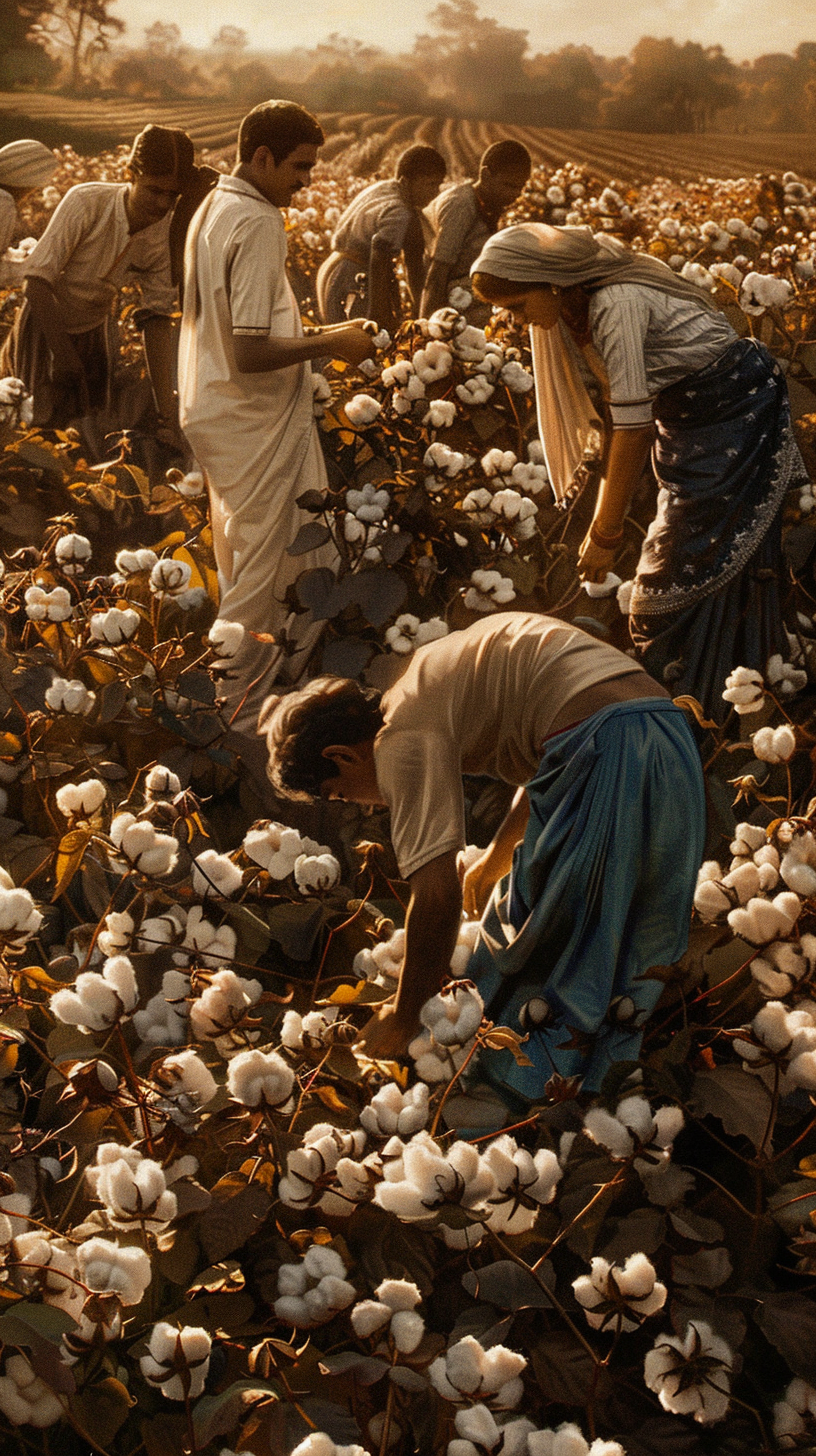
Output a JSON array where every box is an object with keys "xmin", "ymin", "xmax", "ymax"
[{"xmin": 111, "ymin": 0, "xmax": 809, "ymax": 62}]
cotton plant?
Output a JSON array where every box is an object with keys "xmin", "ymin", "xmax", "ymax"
[
  {"xmin": 226, "ymin": 1047, "xmax": 296, "ymax": 1111},
  {"xmin": 149, "ymin": 557, "xmax": 193, "ymax": 597},
  {"xmin": 0, "ymin": 1353, "xmax": 64, "ymax": 1428},
  {"xmin": 44, "ymin": 676, "xmax": 95, "ymax": 714},
  {"xmin": 274, "ymin": 1243, "xmax": 356, "ymax": 1328},
  {"xmin": 463, "ymin": 569, "xmax": 516, "ymax": 613},
  {"xmin": 174, "ymin": 905, "xmax": 237, "ymax": 967},
  {"xmin": 429, "ymin": 1334, "xmax": 527, "ymax": 1409},
  {"xmin": 447, "ymin": 1405, "xmax": 537, "ymax": 1456},
  {"xmin": 359, "ymin": 1081, "xmax": 430, "ymax": 1138},
  {"xmin": 188, "ymin": 968, "xmax": 262, "ymax": 1042},
  {"xmin": 481, "ymin": 1135, "xmax": 562, "ymax": 1235},
  {"xmin": 76, "ymin": 1236, "xmax": 152, "ymax": 1306},
  {"xmin": 722, "ymin": 666, "xmax": 765, "ymax": 714},
  {"xmin": 344, "ymin": 393, "xmax": 382, "ymax": 428},
  {"xmin": 644, "ymin": 1320, "xmax": 733, "ymax": 1424},
  {"xmin": 55, "ymin": 777, "xmax": 107, "ymax": 821},
  {"xmin": 0, "ymin": 872, "xmax": 43, "ymax": 949},
  {"xmin": 572, "ymin": 1253, "xmax": 667, "ymax": 1333},
  {"xmin": 583, "ymin": 1094, "xmax": 685, "ymax": 1196},
  {"xmin": 280, "ymin": 1004, "xmax": 345, "ymax": 1052},
  {"xmin": 353, "ymin": 927, "xmax": 404, "ymax": 984},
  {"xmin": 290, "ymin": 1434, "xmax": 366, "ymax": 1456},
  {"xmin": 191, "ymin": 848, "xmax": 243, "ymax": 898},
  {"xmin": 50, "ymin": 955, "xmax": 139, "ymax": 1034},
  {"xmin": 133, "ymin": 969, "xmax": 190, "ymax": 1046},
  {"xmin": 207, "ymin": 618, "xmax": 245, "ymax": 659},
  {"xmin": 384, "ymin": 613, "xmax": 449, "ymax": 654},
  {"xmin": 89, "ymin": 606, "xmax": 140, "ymax": 643},
  {"xmin": 86, "ymin": 1143, "xmax": 177, "ymax": 1233},
  {"xmin": 244, "ymin": 820, "xmax": 321, "ymax": 879},
  {"xmin": 295, "ymin": 849, "xmax": 341, "ymax": 895},
  {"xmin": 278, "ymin": 1123, "xmax": 373, "ymax": 1217},
  {"xmin": 25, "ymin": 584, "xmax": 73, "ymax": 622},
  {"xmin": 773, "ymin": 1377, "xmax": 816, "ymax": 1448},
  {"xmin": 149, "ymin": 1049, "xmax": 219, "ymax": 1131},
  {"xmin": 374, "ymin": 1130, "xmax": 495, "ymax": 1245},
  {"xmin": 109, "ymin": 811, "xmax": 179, "ymax": 877},
  {"xmin": 350, "ymin": 1277, "xmax": 425, "ymax": 1353},
  {"xmin": 732, "ymin": 1000, "xmax": 816, "ymax": 1092},
  {"xmin": 139, "ymin": 1322, "xmax": 212, "ymax": 1399}
]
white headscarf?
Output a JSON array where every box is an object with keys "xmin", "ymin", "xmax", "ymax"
[
  {"xmin": 0, "ymin": 140, "xmax": 57, "ymax": 190},
  {"xmin": 471, "ymin": 223, "xmax": 715, "ymax": 500}
]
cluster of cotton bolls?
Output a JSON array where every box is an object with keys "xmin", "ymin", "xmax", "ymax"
[
  {"xmin": 277, "ymin": 1122, "xmax": 375, "ymax": 1217},
  {"xmin": 407, "ymin": 980, "xmax": 484, "ymax": 1085},
  {"xmin": 430, "ymin": 1334, "xmax": 527, "ymax": 1409},
  {"xmin": 693, "ymin": 816, "xmax": 816, "ymax": 975},
  {"xmin": 274, "ymin": 1242, "xmax": 356, "ymax": 1327},
  {"xmin": 572, "ymin": 1253, "xmax": 667, "ymax": 1333},
  {"xmin": 0, "ymin": 376, "xmax": 34, "ymax": 430},
  {"xmin": 26, "ymin": 584, "xmax": 73, "ymax": 623},
  {"xmin": 139, "ymin": 1322, "xmax": 212, "ymax": 1399},
  {"xmin": 452, "ymin": 1415, "xmax": 626, "ymax": 1456},
  {"xmin": 350, "ymin": 1276, "xmax": 425, "ymax": 1352},
  {"xmin": 280, "ymin": 1003, "xmax": 345, "ymax": 1052},
  {"xmin": 732, "ymin": 1000, "xmax": 816, "ymax": 1092},
  {"xmin": 384, "ymin": 613, "xmax": 448, "ymax": 653},
  {"xmin": 644, "ymin": 1320, "xmax": 733, "ymax": 1424},
  {"xmin": 463, "ymin": 568, "xmax": 517, "ymax": 613},
  {"xmin": 723, "ymin": 658, "xmax": 807, "ymax": 716},
  {"xmin": 188, "ymin": 968, "xmax": 262, "ymax": 1046},
  {"xmin": 243, "ymin": 818, "xmax": 341, "ymax": 894},
  {"xmin": 0, "ymin": 867, "xmax": 43, "ymax": 949},
  {"xmin": 50, "ymin": 955, "xmax": 139, "ymax": 1034},
  {"xmin": 84, "ymin": 1142, "xmax": 191, "ymax": 1233},
  {"xmin": 582, "ymin": 1094, "xmax": 690, "ymax": 1205},
  {"xmin": 774, "ymin": 1377, "xmax": 816, "ymax": 1447}
]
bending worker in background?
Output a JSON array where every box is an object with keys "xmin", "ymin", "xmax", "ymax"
[{"xmin": 316, "ymin": 144, "xmax": 446, "ymax": 333}]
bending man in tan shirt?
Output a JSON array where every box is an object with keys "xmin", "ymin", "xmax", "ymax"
[{"xmin": 261, "ymin": 613, "xmax": 706, "ymax": 1100}]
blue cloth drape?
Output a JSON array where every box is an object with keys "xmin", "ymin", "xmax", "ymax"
[{"xmin": 466, "ymin": 698, "xmax": 705, "ymax": 1100}]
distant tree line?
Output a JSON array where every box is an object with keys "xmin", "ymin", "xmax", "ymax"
[{"xmin": 4, "ymin": 0, "xmax": 816, "ymax": 134}]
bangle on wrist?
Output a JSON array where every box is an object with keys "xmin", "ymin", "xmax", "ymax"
[{"xmin": 589, "ymin": 519, "xmax": 624, "ymax": 549}]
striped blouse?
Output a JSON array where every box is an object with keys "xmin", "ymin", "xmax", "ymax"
[{"xmin": 587, "ymin": 281, "xmax": 736, "ymax": 428}]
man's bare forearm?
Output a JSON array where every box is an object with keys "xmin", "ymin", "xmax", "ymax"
[
  {"xmin": 420, "ymin": 259, "xmax": 451, "ymax": 319},
  {"xmin": 141, "ymin": 314, "xmax": 177, "ymax": 422},
  {"xmin": 394, "ymin": 851, "xmax": 463, "ymax": 1022}
]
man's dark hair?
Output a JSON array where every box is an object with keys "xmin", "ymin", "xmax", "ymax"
[
  {"xmin": 480, "ymin": 140, "xmax": 532, "ymax": 177},
  {"xmin": 128, "ymin": 125, "xmax": 196, "ymax": 185},
  {"xmin": 238, "ymin": 101, "xmax": 325, "ymax": 166},
  {"xmin": 395, "ymin": 144, "xmax": 447, "ymax": 181},
  {"xmin": 259, "ymin": 677, "xmax": 384, "ymax": 799}
]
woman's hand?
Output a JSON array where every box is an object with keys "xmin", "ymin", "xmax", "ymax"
[
  {"xmin": 577, "ymin": 530, "xmax": 617, "ymax": 584},
  {"xmin": 330, "ymin": 324, "xmax": 377, "ymax": 368}
]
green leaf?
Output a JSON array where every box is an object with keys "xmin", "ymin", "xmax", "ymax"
[
  {"xmin": 345, "ymin": 567, "xmax": 407, "ymax": 628},
  {"xmin": 689, "ymin": 1065, "xmax": 772, "ymax": 1153},
  {"xmin": 287, "ymin": 521, "xmax": 333, "ymax": 556},
  {"xmin": 754, "ymin": 1292, "xmax": 816, "ymax": 1381},
  {"xmin": 71, "ymin": 1377, "xmax": 134, "ymax": 1445},
  {"xmin": 462, "ymin": 1259, "xmax": 554, "ymax": 1309},
  {"xmin": 223, "ymin": 901, "xmax": 272, "ymax": 960},
  {"xmin": 199, "ymin": 1184, "xmax": 271, "ymax": 1262},
  {"xmin": 265, "ymin": 901, "xmax": 325, "ymax": 961},
  {"xmin": 193, "ymin": 1380, "xmax": 279, "ymax": 1449},
  {"xmin": 319, "ymin": 1352, "xmax": 389, "ymax": 1384},
  {"xmin": 529, "ymin": 1329, "xmax": 603, "ymax": 1405}
]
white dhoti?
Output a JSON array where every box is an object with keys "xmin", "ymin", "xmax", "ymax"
[{"xmin": 179, "ymin": 174, "xmax": 337, "ymax": 733}]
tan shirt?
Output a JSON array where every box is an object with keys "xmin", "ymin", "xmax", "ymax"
[
  {"xmin": 331, "ymin": 179, "xmax": 413, "ymax": 261},
  {"xmin": 375, "ymin": 612, "xmax": 645, "ymax": 878},
  {"xmin": 424, "ymin": 181, "xmax": 493, "ymax": 281},
  {"xmin": 24, "ymin": 182, "xmax": 175, "ymax": 333}
]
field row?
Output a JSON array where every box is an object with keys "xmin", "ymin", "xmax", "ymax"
[{"xmin": 0, "ymin": 93, "xmax": 814, "ymax": 181}]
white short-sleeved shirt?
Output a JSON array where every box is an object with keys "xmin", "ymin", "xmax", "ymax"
[
  {"xmin": 374, "ymin": 612, "xmax": 645, "ymax": 878},
  {"xmin": 23, "ymin": 182, "xmax": 175, "ymax": 334},
  {"xmin": 179, "ymin": 173, "xmax": 306, "ymax": 440},
  {"xmin": 331, "ymin": 179, "xmax": 413, "ymax": 261},
  {"xmin": 588, "ymin": 282, "xmax": 736, "ymax": 427}
]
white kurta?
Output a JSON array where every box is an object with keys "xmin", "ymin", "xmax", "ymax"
[{"xmin": 179, "ymin": 175, "xmax": 336, "ymax": 727}]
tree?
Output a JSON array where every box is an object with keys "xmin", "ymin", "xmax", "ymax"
[
  {"xmin": 516, "ymin": 45, "xmax": 604, "ymax": 128},
  {"xmin": 36, "ymin": 0, "xmax": 125, "ymax": 91},
  {"xmin": 413, "ymin": 0, "xmax": 529, "ymax": 118},
  {"xmin": 212, "ymin": 24, "xmax": 248, "ymax": 57},
  {"xmin": 601, "ymin": 37, "xmax": 740, "ymax": 133},
  {"xmin": 144, "ymin": 21, "xmax": 183, "ymax": 60},
  {"xmin": 0, "ymin": 1, "xmax": 59, "ymax": 88}
]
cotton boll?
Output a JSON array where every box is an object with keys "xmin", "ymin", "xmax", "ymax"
[
  {"xmin": 344, "ymin": 393, "xmax": 382, "ymax": 427},
  {"xmin": 583, "ymin": 572, "xmax": 622, "ymax": 598},
  {"xmin": 139, "ymin": 1322, "xmax": 211, "ymax": 1400},
  {"xmin": 644, "ymin": 1320, "xmax": 733, "ymax": 1423},
  {"xmin": 722, "ymin": 666, "xmax": 765, "ymax": 713}
]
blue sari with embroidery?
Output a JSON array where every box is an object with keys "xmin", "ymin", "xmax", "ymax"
[
  {"xmin": 629, "ymin": 338, "xmax": 808, "ymax": 718},
  {"xmin": 466, "ymin": 698, "xmax": 705, "ymax": 1102}
]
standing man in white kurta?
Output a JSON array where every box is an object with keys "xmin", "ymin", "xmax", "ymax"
[{"xmin": 179, "ymin": 101, "xmax": 375, "ymax": 733}]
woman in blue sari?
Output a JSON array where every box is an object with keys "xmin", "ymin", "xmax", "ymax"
[{"xmin": 471, "ymin": 223, "xmax": 809, "ymax": 719}]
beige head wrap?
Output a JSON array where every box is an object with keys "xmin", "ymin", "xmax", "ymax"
[
  {"xmin": 471, "ymin": 223, "xmax": 716, "ymax": 500},
  {"xmin": 0, "ymin": 139, "xmax": 58, "ymax": 190}
]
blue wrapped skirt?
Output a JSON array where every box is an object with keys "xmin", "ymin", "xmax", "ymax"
[{"xmin": 465, "ymin": 698, "xmax": 705, "ymax": 1101}]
